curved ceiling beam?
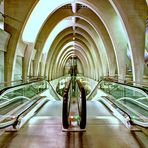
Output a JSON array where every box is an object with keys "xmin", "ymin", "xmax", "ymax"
[
  {"xmin": 22, "ymin": 0, "xmax": 74, "ymax": 42},
  {"xmin": 75, "ymin": 9, "xmax": 116, "ymax": 76},
  {"xmin": 64, "ymin": 56, "xmax": 84, "ymax": 75},
  {"xmin": 43, "ymin": 28, "xmax": 72, "ymax": 76},
  {"xmin": 56, "ymin": 46, "xmax": 89, "ymax": 73},
  {"xmin": 78, "ymin": 0, "xmax": 128, "ymax": 80},
  {"xmin": 74, "ymin": 27, "xmax": 103, "ymax": 77},
  {"xmin": 55, "ymin": 50, "xmax": 87, "ymax": 78},
  {"xmin": 45, "ymin": 35, "xmax": 94, "ymax": 80},
  {"xmin": 37, "ymin": 21, "xmax": 103, "ymax": 80},
  {"xmin": 55, "ymin": 45, "xmax": 91, "ymax": 78},
  {"xmin": 61, "ymin": 53, "xmax": 84, "ymax": 76},
  {"xmin": 33, "ymin": 6, "xmax": 116, "ymax": 78},
  {"xmin": 51, "ymin": 23, "xmax": 104, "ymax": 78},
  {"xmin": 109, "ymin": 0, "xmax": 148, "ymax": 83},
  {"xmin": 4, "ymin": 0, "xmax": 147, "ymax": 85},
  {"xmin": 76, "ymin": 18, "xmax": 109, "ymax": 76},
  {"xmin": 59, "ymin": 50, "xmax": 87, "ymax": 77},
  {"xmin": 46, "ymin": 20, "xmax": 113, "ymax": 80},
  {"xmin": 33, "ymin": 8, "xmax": 73, "ymax": 75},
  {"xmin": 45, "ymin": 27, "xmax": 101, "ymax": 80},
  {"xmin": 49, "ymin": 38, "xmax": 95, "ymax": 80},
  {"xmin": 32, "ymin": 0, "xmax": 128, "ymax": 80},
  {"xmin": 4, "ymin": 1, "xmax": 38, "ymax": 81},
  {"xmin": 53, "ymin": 31, "xmax": 101, "ymax": 79},
  {"xmin": 5, "ymin": 0, "xmax": 132, "ymax": 83}
]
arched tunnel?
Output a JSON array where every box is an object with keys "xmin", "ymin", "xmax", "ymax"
[{"xmin": 0, "ymin": 0, "xmax": 147, "ymax": 147}]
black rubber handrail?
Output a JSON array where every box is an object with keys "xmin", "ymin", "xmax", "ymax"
[
  {"xmin": 0, "ymin": 96, "xmax": 45, "ymax": 129},
  {"xmin": 99, "ymin": 79, "xmax": 148, "ymax": 127},
  {"xmin": 0, "ymin": 79, "xmax": 44, "ymax": 95},
  {"xmin": 102, "ymin": 78, "xmax": 148, "ymax": 95},
  {"xmin": 62, "ymin": 78, "xmax": 87, "ymax": 129},
  {"xmin": 62, "ymin": 80, "xmax": 71, "ymax": 129},
  {"xmin": 13, "ymin": 96, "xmax": 46, "ymax": 128},
  {"xmin": 101, "ymin": 95, "xmax": 132, "ymax": 121},
  {"xmin": 76, "ymin": 80, "xmax": 87, "ymax": 129}
]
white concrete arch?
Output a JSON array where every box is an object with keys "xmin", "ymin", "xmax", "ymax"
[
  {"xmin": 108, "ymin": 0, "xmax": 148, "ymax": 84},
  {"xmin": 54, "ymin": 45, "xmax": 92, "ymax": 79},
  {"xmin": 62, "ymin": 53, "xmax": 85, "ymax": 76},
  {"xmin": 49, "ymin": 39, "xmax": 95, "ymax": 80},
  {"xmin": 56, "ymin": 50, "xmax": 88, "ymax": 78},
  {"xmin": 45, "ymin": 26, "xmax": 102, "ymax": 80}
]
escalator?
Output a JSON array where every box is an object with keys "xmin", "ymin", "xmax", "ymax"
[
  {"xmin": 62, "ymin": 77, "xmax": 86, "ymax": 130},
  {"xmin": 0, "ymin": 99, "xmax": 27, "ymax": 115},
  {"xmin": 0, "ymin": 79, "xmax": 49, "ymax": 129},
  {"xmin": 98, "ymin": 78, "xmax": 148, "ymax": 127},
  {"xmin": 0, "ymin": 76, "xmax": 147, "ymax": 147},
  {"xmin": 0, "ymin": 83, "xmax": 141, "ymax": 148}
]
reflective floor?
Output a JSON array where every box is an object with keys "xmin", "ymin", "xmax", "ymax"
[{"xmin": 0, "ymin": 101, "xmax": 140, "ymax": 148}]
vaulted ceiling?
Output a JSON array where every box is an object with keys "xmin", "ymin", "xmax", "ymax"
[{"xmin": 2, "ymin": 0, "xmax": 148, "ymax": 83}]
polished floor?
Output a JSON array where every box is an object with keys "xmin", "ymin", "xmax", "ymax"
[{"xmin": 0, "ymin": 101, "xmax": 140, "ymax": 148}]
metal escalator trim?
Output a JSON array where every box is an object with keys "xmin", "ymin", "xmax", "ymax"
[
  {"xmin": 62, "ymin": 79, "xmax": 71, "ymax": 129},
  {"xmin": 101, "ymin": 96, "xmax": 148, "ymax": 127},
  {"xmin": 102, "ymin": 78, "xmax": 148, "ymax": 95},
  {"xmin": 0, "ymin": 79, "xmax": 45, "ymax": 96},
  {"xmin": 48, "ymin": 82, "xmax": 61, "ymax": 100},
  {"xmin": 0, "ymin": 96, "xmax": 30, "ymax": 109},
  {"xmin": 0, "ymin": 96, "xmax": 46, "ymax": 129},
  {"xmin": 87, "ymin": 81, "xmax": 101, "ymax": 100},
  {"xmin": 76, "ymin": 80, "xmax": 87, "ymax": 129}
]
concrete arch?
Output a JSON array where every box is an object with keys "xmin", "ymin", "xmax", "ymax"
[
  {"xmin": 44, "ymin": 26, "xmax": 102, "ymax": 80},
  {"xmin": 56, "ymin": 46, "xmax": 89, "ymax": 75},
  {"xmin": 43, "ymin": 33, "xmax": 94, "ymax": 80},
  {"xmin": 60, "ymin": 51, "xmax": 87, "ymax": 77},
  {"xmin": 45, "ymin": 20, "xmax": 114, "ymax": 80},
  {"xmin": 48, "ymin": 38, "xmax": 95, "ymax": 80},
  {"xmin": 4, "ymin": 1, "xmax": 38, "ymax": 81},
  {"xmin": 34, "ymin": 0, "xmax": 128, "ymax": 80},
  {"xmin": 32, "ymin": 6, "xmax": 114, "ymax": 80},
  {"xmin": 75, "ymin": 9, "xmax": 116, "ymax": 76},
  {"xmin": 51, "ymin": 30, "xmax": 102, "ymax": 79},
  {"xmin": 62, "ymin": 53, "xmax": 85, "ymax": 76},
  {"xmin": 76, "ymin": 18, "xmax": 108, "ymax": 76},
  {"xmin": 109, "ymin": 0, "xmax": 148, "ymax": 84},
  {"xmin": 77, "ymin": 0, "xmax": 128, "ymax": 81},
  {"xmin": 4, "ymin": 0, "xmax": 147, "ymax": 85},
  {"xmin": 56, "ymin": 50, "xmax": 88, "ymax": 78},
  {"xmin": 54, "ymin": 45, "xmax": 91, "ymax": 79},
  {"xmin": 36, "ymin": 20, "xmax": 102, "ymax": 79}
]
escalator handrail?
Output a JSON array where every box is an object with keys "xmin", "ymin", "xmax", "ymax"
[
  {"xmin": 0, "ymin": 79, "xmax": 45, "ymax": 96},
  {"xmin": 76, "ymin": 80, "xmax": 87, "ymax": 129},
  {"xmin": 0, "ymin": 96, "xmax": 45, "ymax": 129},
  {"xmin": 62, "ymin": 80, "xmax": 71, "ymax": 129},
  {"xmin": 62, "ymin": 79, "xmax": 87, "ymax": 129},
  {"xmin": 0, "ymin": 76, "xmax": 45, "ymax": 86},
  {"xmin": 101, "ymin": 95, "xmax": 132, "ymax": 121},
  {"xmin": 48, "ymin": 82, "xmax": 61, "ymax": 100},
  {"xmin": 102, "ymin": 95, "xmax": 148, "ymax": 127},
  {"xmin": 99, "ymin": 79, "xmax": 148, "ymax": 127},
  {"xmin": 102, "ymin": 77, "xmax": 148, "ymax": 95},
  {"xmin": 87, "ymin": 79, "xmax": 103, "ymax": 100}
]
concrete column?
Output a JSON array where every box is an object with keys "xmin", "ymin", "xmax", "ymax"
[
  {"xmin": 109, "ymin": 0, "xmax": 147, "ymax": 85},
  {"xmin": 22, "ymin": 43, "xmax": 34, "ymax": 80}
]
